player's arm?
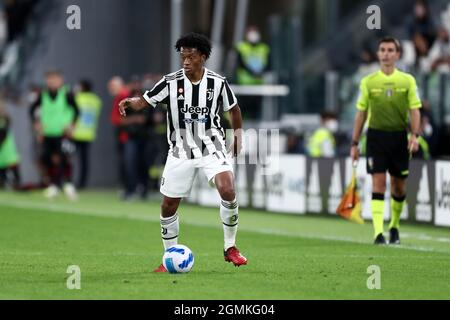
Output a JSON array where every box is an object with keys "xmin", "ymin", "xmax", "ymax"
[
  {"xmin": 29, "ymin": 93, "xmax": 43, "ymax": 139},
  {"xmin": 409, "ymin": 108, "xmax": 421, "ymax": 153},
  {"xmin": 67, "ymin": 92, "xmax": 80, "ymax": 125},
  {"xmin": 222, "ymin": 79, "xmax": 242, "ymax": 157},
  {"xmin": 119, "ymin": 78, "xmax": 168, "ymax": 117},
  {"xmin": 351, "ymin": 110, "xmax": 367, "ymax": 162},
  {"xmin": 351, "ymin": 78, "xmax": 369, "ymax": 162},
  {"xmin": 407, "ymin": 76, "xmax": 422, "ymax": 153},
  {"xmin": 228, "ymin": 105, "xmax": 243, "ymax": 157},
  {"xmin": 0, "ymin": 116, "xmax": 10, "ymax": 145},
  {"xmin": 118, "ymin": 96, "xmax": 148, "ymax": 116}
]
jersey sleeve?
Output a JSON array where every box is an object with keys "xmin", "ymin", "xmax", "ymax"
[
  {"xmin": 143, "ymin": 77, "xmax": 168, "ymax": 108},
  {"xmin": 408, "ymin": 76, "xmax": 422, "ymax": 109},
  {"xmin": 356, "ymin": 78, "xmax": 369, "ymax": 111},
  {"xmin": 221, "ymin": 80, "xmax": 238, "ymax": 112}
]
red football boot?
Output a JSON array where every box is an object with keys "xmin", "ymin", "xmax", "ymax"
[
  {"xmin": 224, "ymin": 246, "xmax": 248, "ymax": 267},
  {"xmin": 153, "ymin": 264, "xmax": 167, "ymax": 273}
]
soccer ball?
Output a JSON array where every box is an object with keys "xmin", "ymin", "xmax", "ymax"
[{"xmin": 162, "ymin": 244, "xmax": 194, "ymax": 273}]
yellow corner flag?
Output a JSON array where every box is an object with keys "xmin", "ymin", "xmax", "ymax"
[{"xmin": 336, "ymin": 163, "xmax": 364, "ymax": 225}]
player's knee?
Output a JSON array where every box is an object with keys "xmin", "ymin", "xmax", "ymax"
[
  {"xmin": 161, "ymin": 200, "xmax": 178, "ymax": 217},
  {"xmin": 219, "ymin": 185, "xmax": 236, "ymax": 201},
  {"xmin": 373, "ymin": 180, "xmax": 386, "ymax": 193},
  {"xmin": 391, "ymin": 184, "xmax": 406, "ymax": 197}
]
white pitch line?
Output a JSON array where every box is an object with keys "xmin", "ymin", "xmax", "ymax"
[{"xmin": 1, "ymin": 199, "xmax": 449, "ymax": 255}]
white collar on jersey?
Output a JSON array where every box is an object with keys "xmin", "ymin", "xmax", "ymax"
[{"xmin": 184, "ymin": 67, "xmax": 208, "ymax": 85}]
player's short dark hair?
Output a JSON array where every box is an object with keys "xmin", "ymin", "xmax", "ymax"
[
  {"xmin": 175, "ymin": 32, "xmax": 212, "ymax": 60},
  {"xmin": 378, "ymin": 37, "xmax": 401, "ymax": 52}
]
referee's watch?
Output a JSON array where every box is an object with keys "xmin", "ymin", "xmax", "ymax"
[{"xmin": 351, "ymin": 140, "xmax": 359, "ymax": 147}]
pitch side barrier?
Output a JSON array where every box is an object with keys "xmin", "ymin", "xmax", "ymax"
[{"xmin": 188, "ymin": 155, "xmax": 450, "ymax": 228}]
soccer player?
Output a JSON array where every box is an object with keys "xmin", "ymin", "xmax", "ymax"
[
  {"xmin": 30, "ymin": 70, "xmax": 80, "ymax": 200},
  {"xmin": 0, "ymin": 104, "xmax": 21, "ymax": 190},
  {"xmin": 351, "ymin": 37, "xmax": 421, "ymax": 245},
  {"xmin": 119, "ymin": 33, "xmax": 247, "ymax": 271}
]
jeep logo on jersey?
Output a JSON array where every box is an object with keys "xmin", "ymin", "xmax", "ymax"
[{"xmin": 181, "ymin": 104, "xmax": 210, "ymax": 116}]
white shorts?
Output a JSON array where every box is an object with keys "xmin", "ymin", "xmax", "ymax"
[{"xmin": 160, "ymin": 152, "xmax": 234, "ymax": 198}]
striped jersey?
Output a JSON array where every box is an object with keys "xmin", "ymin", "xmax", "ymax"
[{"xmin": 143, "ymin": 68, "xmax": 238, "ymax": 159}]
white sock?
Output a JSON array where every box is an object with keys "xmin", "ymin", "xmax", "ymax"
[
  {"xmin": 220, "ymin": 198, "xmax": 238, "ymax": 251},
  {"xmin": 160, "ymin": 213, "xmax": 179, "ymax": 250}
]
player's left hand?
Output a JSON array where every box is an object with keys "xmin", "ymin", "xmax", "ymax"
[
  {"xmin": 408, "ymin": 134, "xmax": 420, "ymax": 153},
  {"xmin": 118, "ymin": 99, "xmax": 130, "ymax": 117}
]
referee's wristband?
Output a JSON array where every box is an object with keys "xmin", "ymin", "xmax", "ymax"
[{"xmin": 351, "ymin": 140, "xmax": 359, "ymax": 147}]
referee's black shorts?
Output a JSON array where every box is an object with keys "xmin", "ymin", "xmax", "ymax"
[{"xmin": 366, "ymin": 128, "xmax": 409, "ymax": 179}]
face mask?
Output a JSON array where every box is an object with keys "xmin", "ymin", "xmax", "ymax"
[
  {"xmin": 325, "ymin": 119, "xmax": 339, "ymax": 133},
  {"xmin": 424, "ymin": 123, "xmax": 433, "ymax": 136},
  {"xmin": 247, "ymin": 31, "xmax": 261, "ymax": 44}
]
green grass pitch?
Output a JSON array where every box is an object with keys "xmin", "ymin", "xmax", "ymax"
[{"xmin": 1, "ymin": 191, "xmax": 450, "ymax": 299}]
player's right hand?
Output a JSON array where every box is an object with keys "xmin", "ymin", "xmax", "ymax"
[
  {"xmin": 118, "ymin": 99, "xmax": 129, "ymax": 117},
  {"xmin": 350, "ymin": 145, "xmax": 359, "ymax": 163}
]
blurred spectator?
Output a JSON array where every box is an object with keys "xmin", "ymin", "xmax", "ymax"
[
  {"xmin": 421, "ymin": 26, "xmax": 450, "ymax": 73},
  {"xmin": 29, "ymin": 70, "xmax": 79, "ymax": 200},
  {"xmin": 142, "ymin": 74, "xmax": 168, "ymax": 191},
  {"xmin": 0, "ymin": 92, "xmax": 20, "ymax": 189},
  {"xmin": 306, "ymin": 111, "xmax": 338, "ymax": 158},
  {"xmin": 419, "ymin": 100, "xmax": 438, "ymax": 157},
  {"xmin": 0, "ymin": 8, "xmax": 7, "ymax": 52},
  {"xmin": 27, "ymin": 83, "xmax": 48, "ymax": 188},
  {"xmin": 108, "ymin": 76, "xmax": 130, "ymax": 195},
  {"xmin": 115, "ymin": 78, "xmax": 152, "ymax": 200},
  {"xmin": 285, "ymin": 130, "xmax": 305, "ymax": 154},
  {"xmin": 408, "ymin": 0, "xmax": 436, "ymax": 65},
  {"xmin": 410, "ymin": 108, "xmax": 431, "ymax": 160},
  {"xmin": 235, "ymin": 25, "xmax": 270, "ymax": 119},
  {"xmin": 4, "ymin": 0, "xmax": 36, "ymax": 42},
  {"xmin": 128, "ymin": 74, "xmax": 142, "ymax": 97},
  {"xmin": 72, "ymin": 79, "xmax": 102, "ymax": 189},
  {"xmin": 356, "ymin": 46, "xmax": 379, "ymax": 76}
]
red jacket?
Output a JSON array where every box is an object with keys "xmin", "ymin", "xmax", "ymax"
[{"xmin": 110, "ymin": 88, "xmax": 130, "ymax": 143}]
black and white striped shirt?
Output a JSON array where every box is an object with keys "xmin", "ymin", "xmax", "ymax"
[{"xmin": 143, "ymin": 68, "xmax": 238, "ymax": 159}]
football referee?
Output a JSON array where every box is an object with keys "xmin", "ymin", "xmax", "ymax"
[{"xmin": 351, "ymin": 37, "xmax": 421, "ymax": 245}]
